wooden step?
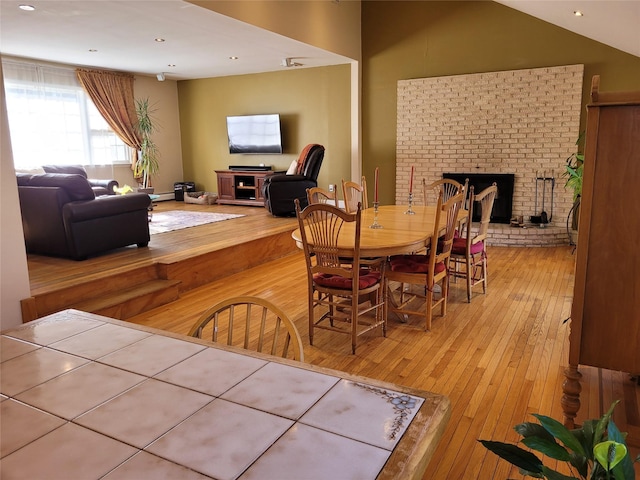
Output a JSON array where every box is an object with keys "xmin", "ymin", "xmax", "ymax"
[
  {"xmin": 69, "ymin": 279, "xmax": 182, "ymax": 320},
  {"xmin": 29, "ymin": 265, "xmax": 161, "ymax": 318}
]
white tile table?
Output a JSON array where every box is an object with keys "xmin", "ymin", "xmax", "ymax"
[{"xmin": 1, "ymin": 309, "xmax": 450, "ymax": 480}]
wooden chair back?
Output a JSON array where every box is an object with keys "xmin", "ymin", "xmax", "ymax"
[
  {"xmin": 342, "ymin": 176, "xmax": 368, "ymax": 213},
  {"xmin": 467, "ymin": 183, "xmax": 498, "ymax": 248},
  {"xmin": 188, "ymin": 295, "xmax": 304, "ymax": 361},
  {"xmin": 423, "ymin": 177, "xmax": 467, "ymax": 206},
  {"xmin": 306, "ymin": 186, "xmax": 337, "ymax": 206}
]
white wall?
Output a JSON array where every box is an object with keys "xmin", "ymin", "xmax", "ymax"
[{"xmin": 0, "ymin": 58, "xmax": 31, "ymax": 330}]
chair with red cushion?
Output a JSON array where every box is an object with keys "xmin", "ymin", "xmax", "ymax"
[
  {"xmin": 295, "ymin": 199, "xmax": 385, "ymax": 354},
  {"xmin": 384, "ymin": 191, "xmax": 464, "ymax": 331},
  {"xmin": 449, "ymin": 183, "xmax": 498, "ymax": 302}
]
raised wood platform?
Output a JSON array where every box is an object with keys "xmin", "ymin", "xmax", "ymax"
[{"xmin": 21, "ymin": 201, "xmax": 298, "ymax": 322}]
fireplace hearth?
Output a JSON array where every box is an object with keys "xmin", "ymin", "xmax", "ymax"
[{"xmin": 443, "ymin": 173, "xmax": 514, "ymax": 224}]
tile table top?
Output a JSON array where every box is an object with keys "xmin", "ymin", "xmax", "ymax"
[{"xmin": 1, "ymin": 309, "xmax": 450, "ymax": 480}]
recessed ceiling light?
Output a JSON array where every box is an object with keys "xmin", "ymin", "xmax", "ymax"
[
  {"xmin": 19, "ymin": 4, "xmax": 35, "ymax": 11},
  {"xmin": 88, "ymin": 49, "xmax": 98, "ymax": 53},
  {"xmin": 155, "ymin": 38, "xmax": 165, "ymax": 43},
  {"xmin": 167, "ymin": 64, "xmax": 176, "ymax": 68},
  {"xmin": 229, "ymin": 56, "xmax": 238, "ymax": 60},
  {"xmin": 573, "ymin": 10, "xmax": 584, "ymax": 17}
]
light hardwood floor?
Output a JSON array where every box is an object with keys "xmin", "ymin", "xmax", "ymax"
[{"xmin": 26, "ymin": 201, "xmax": 639, "ymax": 478}]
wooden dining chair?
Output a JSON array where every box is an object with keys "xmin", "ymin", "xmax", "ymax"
[
  {"xmin": 423, "ymin": 177, "xmax": 469, "ymax": 235},
  {"xmin": 449, "ymin": 183, "xmax": 498, "ymax": 302},
  {"xmin": 294, "ymin": 199, "xmax": 385, "ymax": 354},
  {"xmin": 306, "ymin": 185, "xmax": 337, "ymax": 206},
  {"xmin": 188, "ymin": 295, "xmax": 304, "ymax": 361},
  {"xmin": 384, "ymin": 191, "xmax": 464, "ymax": 331},
  {"xmin": 342, "ymin": 176, "xmax": 368, "ymax": 213}
]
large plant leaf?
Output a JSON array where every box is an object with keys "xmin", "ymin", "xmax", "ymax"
[
  {"xmin": 479, "ymin": 440, "xmax": 544, "ymax": 473},
  {"xmin": 516, "ymin": 422, "xmax": 557, "ymax": 442},
  {"xmin": 568, "ymin": 452, "xmax": 589, "ymax": 478},
  {"xmin": 594, "ymin": 401, "xmax": 619, "ymax": 442},
  {"xmin": 522, "ymin": 436, "xmax": 571, "ymax": 461},
  {"xmin": 533, "ymin": 414, "xmax": 586, "ymax": 457},
  {"xmin": 540, "ymin": 466, "xmax": 580, "ymax": 480},
  {"xmin": 579, "ymin": 420, "xmax": 597, "ymax": 454}
]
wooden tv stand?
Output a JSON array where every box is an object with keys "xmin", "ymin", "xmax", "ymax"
[{"xmin": 215, "ymin": 169, "xmax": 279, "ymax": 206}]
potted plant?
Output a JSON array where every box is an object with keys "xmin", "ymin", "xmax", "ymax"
[
  {"xmin": 134, "ymin": 97, "xmax": 160, "ymax": 193},
  {"xmin": 564, "ymin": 132, "xmax": 585, "ymax": 234},
  {"xmin": 480, "ymin": 400, "xmax": 639, "ymax": 479}
]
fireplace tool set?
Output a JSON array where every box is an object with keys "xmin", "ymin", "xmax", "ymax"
[{"xmin": 530, "ymin": 170, "xmax": 555, "ymax": 227}]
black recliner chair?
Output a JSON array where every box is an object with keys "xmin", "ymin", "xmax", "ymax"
[{"xmin": 263, "ymin": 144, "xmax": 325, "ymax": 217}]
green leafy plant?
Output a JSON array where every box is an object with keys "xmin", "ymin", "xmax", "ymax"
[
  {"xmin": 564, "ymin": 131, "xmax": 585, "ymax": 202},
  {"xmin": 134, "ymin": 97, "xmax": 160, "ymax": 190},
  {"xmin": 479, "ymin": 401, "xmax": 639, "ymax": 479}
]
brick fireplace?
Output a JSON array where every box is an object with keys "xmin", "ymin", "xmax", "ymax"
[{"xmin": 395, "ymin": 65, "xmax": 584, "ymax": 246}]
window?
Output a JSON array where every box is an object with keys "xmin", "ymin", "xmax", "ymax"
[{"xmin": 2, "ymin": 59, "xmax": 130, "ymax": 170}]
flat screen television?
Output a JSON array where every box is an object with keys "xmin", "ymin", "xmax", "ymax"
[{"xmin": 226, "ymin": 114, "xmax": 283, "ymax": 154}]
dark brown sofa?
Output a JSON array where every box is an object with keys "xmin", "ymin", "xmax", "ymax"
[{"xmin": 17, "ymin": 173, "xmax": 151, "ymax": 260}]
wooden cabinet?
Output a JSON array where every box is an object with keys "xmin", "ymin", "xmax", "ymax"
[
  {"xmin": 562, "ymin": 77, "xmax": 640, "ymax": 436},
  {"xmin": 215, "ymin": 170, "xmax": 277, "ymax": 206}
]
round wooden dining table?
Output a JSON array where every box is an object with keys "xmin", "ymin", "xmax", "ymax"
[{"xmin": 291, "ymin": 204, "xmax": 445, "ymax": 257}]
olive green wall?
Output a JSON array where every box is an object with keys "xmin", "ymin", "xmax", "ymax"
[
  {"xmin": 362, "ymin": 1, "xmax": 640, "ymax": 205},
  {"xmin": 178, "ymin": 65, "xmax": 351, "ymax": 194}
]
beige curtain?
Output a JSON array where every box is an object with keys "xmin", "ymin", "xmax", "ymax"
[{"xmin": 75, "ymin": 68, "xmax": 141, "ymax": 171}]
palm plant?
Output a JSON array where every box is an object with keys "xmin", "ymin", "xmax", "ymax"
[
  {"xmin": 134, "ymin": 97, "xmax": 160, "ymax": 190},
  {"xmin": 480, "ymin": 401, "xmax": 639, "ymax": 479}
]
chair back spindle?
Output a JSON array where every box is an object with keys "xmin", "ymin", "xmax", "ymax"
[{"xmin": 189, "ymin": 296, "xmax": 304, "ymax": 361}]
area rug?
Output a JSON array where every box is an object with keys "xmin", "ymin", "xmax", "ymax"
[{"xmin": 149, "ymin": 210, "xmax": 245, "ymax": 235}]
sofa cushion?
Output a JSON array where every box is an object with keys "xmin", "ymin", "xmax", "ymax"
[
  {"xmin": 24, "ymin": 173, "xmax": 95, "ymax": 201},
  {"xmin": 64, "ymin": 193, "xmax": 151, "ymax": 222}
]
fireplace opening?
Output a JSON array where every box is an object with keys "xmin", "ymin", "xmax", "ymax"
[{"xmin": 443, "ymin": 173, "xmax": 514, "ymax": 224}]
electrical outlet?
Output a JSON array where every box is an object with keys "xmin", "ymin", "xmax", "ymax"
[{"xmin": 328, "ymin": 184, "xmax": 334, "ymax": 192}]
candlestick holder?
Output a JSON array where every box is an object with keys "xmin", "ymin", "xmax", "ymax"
[
  {"xmin": 369, "ymin": 201, "xmax": 383, "ymax": 229},
  {"xmin": 404, "ymin": 192, "xmax": 415, "ymax": 215}
]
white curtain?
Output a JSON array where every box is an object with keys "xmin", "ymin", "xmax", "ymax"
[{"xmin": 2, "ymin": 58, "xmax": 127, "ymax": 171}]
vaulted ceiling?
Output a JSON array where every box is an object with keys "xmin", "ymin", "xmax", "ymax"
[{"xmin": 1, "ymin": 1, "xmax": 638, "ymax": 80}]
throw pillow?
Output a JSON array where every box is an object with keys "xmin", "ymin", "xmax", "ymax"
[{"xmin": 286, "ymin": 159, "xmax": 298, "ymax": 175}]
